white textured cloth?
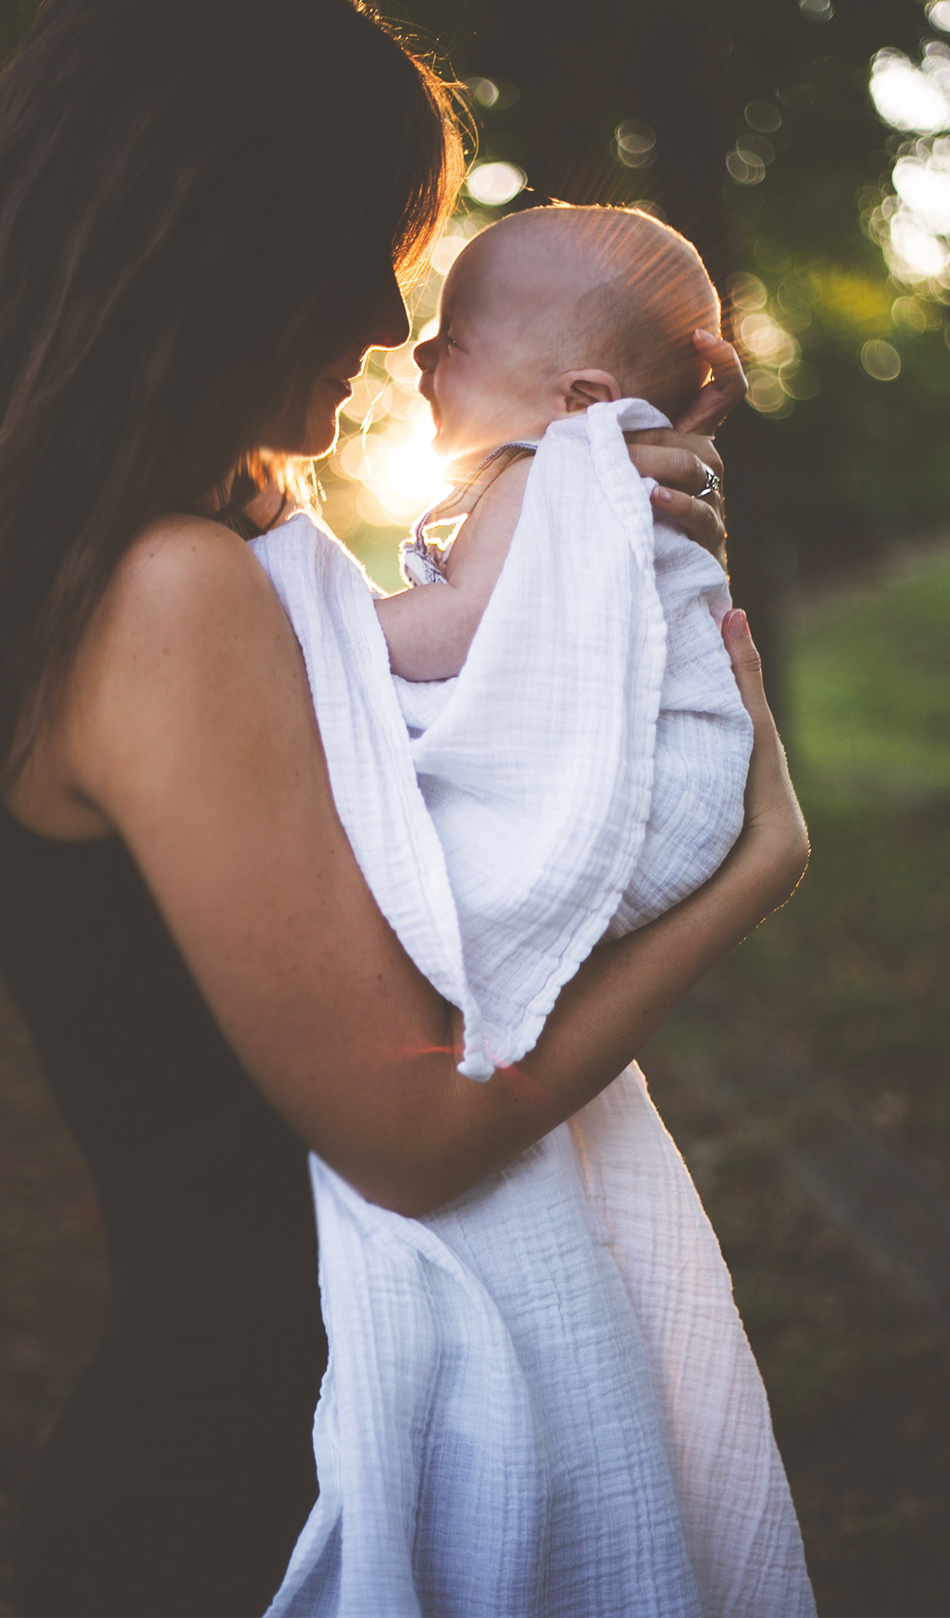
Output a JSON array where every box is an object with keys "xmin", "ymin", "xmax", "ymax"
[
  {"xmin": 251, "ymin": 398, "xmax": 814, "ymax": 1617},
  {"xmin": 269, "ymin": 1080, "xmax": 813, "ymax": 1618},
  {"xmin": 397, "ymin": 398, "xmax": 752, "ymax": 1078}
]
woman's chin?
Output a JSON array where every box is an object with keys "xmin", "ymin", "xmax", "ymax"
[{"xmin": 297, "ymin": 412, "xmax": 342, "ymax": 459}]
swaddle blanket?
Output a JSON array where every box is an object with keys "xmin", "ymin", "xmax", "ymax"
[
  {"xmin": 252, "ymin": 398, "xmax": 814, "ymax": 1617},
  {"xmin": 394, "ymin": 399, "xmax": 753, "ymax": 1065},
  {"xmin": 402, "ymin": 396, "xmax": 751, "ymax": 1078}
]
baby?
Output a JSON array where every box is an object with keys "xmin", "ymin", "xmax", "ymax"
[
  {"xmin": 375, "ymin": 205, "xmax": 722, "ymax": 682},
  {"xmin": 364, "ymin": 202, "xmax": 751, "ymax": 1083}
]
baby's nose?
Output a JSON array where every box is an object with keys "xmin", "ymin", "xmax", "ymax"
[{"xmin": 413, "ymin": 337, "xmax": 435, "ymax": 372}]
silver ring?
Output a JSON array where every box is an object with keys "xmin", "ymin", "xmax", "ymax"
[{"xmin": 697, "ymin": 464, "xmax": 721, "ymax": 500}]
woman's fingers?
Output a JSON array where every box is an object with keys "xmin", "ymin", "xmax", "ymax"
[
  {"xmin": 721, "ymin": 609, "xmax": 809, "ymax": 884},
  {"xmin": 721, "ymin": 609, "xmax": 769, "ymax": 729},
  {"xmin": 624, "ymin": 432, "xmax": 727, "ymax": 561},
  {"xmin": 674, "ymin": 332, "xmax": 748, "ymax": 436},
  {"xmin": 624, "ymin": 434, "xmax": 722, "ymax": 485},
  {"xmin": 652, "ymin": 484, "xmax": 726, "ymax": 565}
]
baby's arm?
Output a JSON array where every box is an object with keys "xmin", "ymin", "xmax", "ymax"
[{"xmin": 376, "ymin": 456, "xmax": 532, "ymax": 681}]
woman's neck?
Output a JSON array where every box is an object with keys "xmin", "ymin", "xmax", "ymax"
[{"xmin": 196, "ymin": 478, "xmax": 292, "ymax": 531}]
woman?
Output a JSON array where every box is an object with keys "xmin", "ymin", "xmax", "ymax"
[{"xmin": 0, "ymin": 2, "xmax": 807, "ymax": 1615}]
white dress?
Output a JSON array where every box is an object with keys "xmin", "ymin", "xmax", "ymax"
[{"xmin": 251, "ymin": 399, "xmax": 815, "ymax": 1617}]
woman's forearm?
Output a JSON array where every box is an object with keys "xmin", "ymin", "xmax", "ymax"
[
  {"xmin": 527, "ymin": 830, "xmax": 802, "ymax": 1096},
  {"xmin": 367, "ymin": 823, "xmax": 804, "ymax": 1216},
  {"xmin": 353, "ymin": 610, "xmax": 807, "ymax": 1216}
]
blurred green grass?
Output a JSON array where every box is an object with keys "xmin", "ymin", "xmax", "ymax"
[
  {"xmin": 644, "ymin": 544, "xmax": 950, "ymax": 1616},
  {"xmin": 789, "ymin": 550, "xmax": 950, "ymax": 807}
]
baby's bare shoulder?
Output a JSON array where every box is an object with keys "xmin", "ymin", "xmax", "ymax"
[
  {"xmin": 489, "ymin": 449, "xmax": 535, "ymax": 496},
  {"xmin": 463, "ymin": 452, "xmax": 534, "ymax": 548}
]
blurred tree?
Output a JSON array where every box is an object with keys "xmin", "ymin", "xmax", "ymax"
[{"xmin": 397, "ymin": 0, "xmax": 948, "ymax": 706}]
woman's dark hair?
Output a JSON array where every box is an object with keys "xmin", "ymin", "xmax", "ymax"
[{"xmin": 0, "ymin": 0, "xmax": 465, "ymax": 780}]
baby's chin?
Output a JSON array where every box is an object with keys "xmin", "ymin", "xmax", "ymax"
[
  {"xmin": 432, "ymin": 425, "xmax": 480, "ymax": 467},
  {"xmin": 435, "ymin": 420, "xmax": 509, "ymax": 469}
]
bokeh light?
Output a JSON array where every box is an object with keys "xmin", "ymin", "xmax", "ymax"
[
  {"xmin": 730, "ymin": 272, "xmax": 806, "ymax": 416},
  {"xmin": 860, "ymin": 338, "xmax": 902, "ymax": 380},
  {"xmin": 869, "ymin": 47, "xmax": 950, "ymax": 135},
  {"xmin": 467, "ymin": 77, "xmax": 499, "ymax": 108},
  {"xmin": 744, "ymin": 101, "xmax": 782, "ymax": 134},
  {"xmin": 726, "ymin": 146, "xmax": 766, "ymax": 185},
  {"xmin": 329, "ymin": 357, "xmax": 451, "ymax": 530},
  {"xmin": 465, "ymin": 161, "xmax": 526, "ymax": 206},
  {"xmin": 866, "ymin": 46, "xmax": 950, "ymax": 291},
  {"xmin": 725, "ymin": 131, "xmax": 776, "ymax": 187},
  {"xmin": 462, "ymin": 75, "xmax": 520, "ymax": 112},
  {"xmin": 614, "ymin": 120, "xmax": 656, "ymax": 168},
  {"xmin": 893, "ymin": 151, "xmax": 950, "ymax": 233}
]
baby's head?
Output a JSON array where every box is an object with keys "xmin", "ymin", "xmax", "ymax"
[{"xmin": 414, "ymin": 205, "xmax": 720, "ymax": 463}]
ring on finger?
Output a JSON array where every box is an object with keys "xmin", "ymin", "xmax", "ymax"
[{"xmin": 696, "ymin": 464, "xmax": 721, "ymax": 500}]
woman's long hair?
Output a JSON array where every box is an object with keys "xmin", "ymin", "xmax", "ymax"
[{"xmin": 0, "ymin": 0, "xmax": 465, "ymax": 780}]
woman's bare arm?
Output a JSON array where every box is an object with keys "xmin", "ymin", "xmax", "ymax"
[{"xmin": 63, "ymin": 519, "xmax": 805, "ymax": 1217}]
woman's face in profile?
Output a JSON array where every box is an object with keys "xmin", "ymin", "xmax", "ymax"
[{"xmin": 281, "ymin": 264, "xmax": 411, "ymax": 458}]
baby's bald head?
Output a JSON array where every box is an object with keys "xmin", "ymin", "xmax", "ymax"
[{"xmin": 455, "ymin": 205, "xmax": 720, "ymax": 420}]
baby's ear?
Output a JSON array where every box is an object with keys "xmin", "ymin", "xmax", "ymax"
[{"xmin": 557, "ymin": 369, "xmax": 623, "ymax": 414}]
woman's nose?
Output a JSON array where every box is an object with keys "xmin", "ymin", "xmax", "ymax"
[{"xmin": 366, "ymin": 271, "xmax": 411, "ymax": 352}]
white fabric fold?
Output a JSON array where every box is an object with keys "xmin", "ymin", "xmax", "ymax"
[
  {"xmin": 250, "ymin": 399, "xmax": 814, "ymax": 1617},
  {"xmin": 398, "ymin": 398, "xmax": 751, "ymax": 1076}
]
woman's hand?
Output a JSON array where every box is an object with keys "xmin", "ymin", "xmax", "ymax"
[
  {"xmin": 624, "ymin": 331, "xmax": 748, "ymax": 568},
  {"xmin": 676, "ymin": 329, "xmax": 748, "ymax": 435},
  {"xmin": 720, "ymin": 607, "xmax": 809, "ymax": 901}
]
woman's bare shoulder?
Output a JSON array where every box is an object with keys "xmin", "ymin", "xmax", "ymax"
[
  {"xmin": 9, "ymin": 515, "xmax": 295, "ymax": 837},
  {"xmin": 105, "ymin": 512, "xmax": 277, "ymax": 633},
  {"xmin": 81, "ymin": 511, "xmax": 303, "ymax": 715},
  {"xmin": 67, "ymin": 512, "xmax": 313, "ymax": 814}
]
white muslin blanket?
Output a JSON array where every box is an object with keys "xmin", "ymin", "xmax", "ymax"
[
  {"xmin": 393, "ymin": 398, "xmax": 753, "ymax": 1082},
  {"xmin": 253, "ymin": 399, "xmax": 815, "ymax": 1617}
]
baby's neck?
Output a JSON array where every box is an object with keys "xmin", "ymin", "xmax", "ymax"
[
  {"xmin": 445, "ymin": 410, "xmax": 556, "ymax": 479},
  {"xmin": 446, "ymin": 383, "xmax": 657, "ymax": 477},
  {"xmin": 451, "ymin": 432, "xmax": 540, "ymax": 477}
]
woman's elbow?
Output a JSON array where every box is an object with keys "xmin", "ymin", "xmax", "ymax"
[
  {"xmin": 342, "ymin": 1137, "xmax": 490, "ymax": 1220},
  {"xmin": 333, "ymin": 1172, "xmax": 449, "ymax": 1220}
]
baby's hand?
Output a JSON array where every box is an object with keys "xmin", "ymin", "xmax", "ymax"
[{"xmin": 375, "ymin": 456, "xmax": 533, "ymax": 682}]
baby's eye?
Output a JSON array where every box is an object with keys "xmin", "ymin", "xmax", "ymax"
[{"xmin": 445, "ymin": 332, "xmax": 459, "ymax": 349}]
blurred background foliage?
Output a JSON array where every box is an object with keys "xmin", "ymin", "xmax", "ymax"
[
  {"xmin": 0, "ymin": 3, "xmax": 949, "ymax": 1616},
  {"xmin": 334, "ymin": 0, "xmax": 950, "ymax": 703}
]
